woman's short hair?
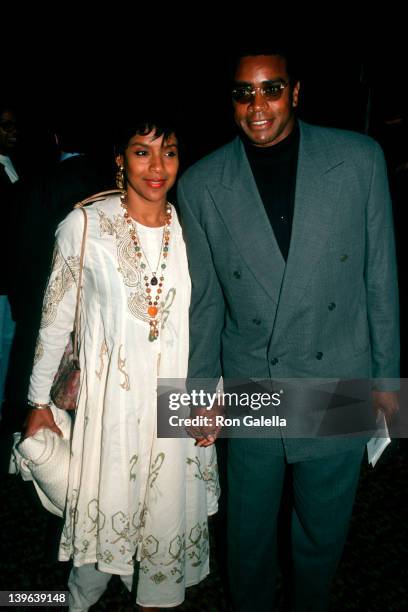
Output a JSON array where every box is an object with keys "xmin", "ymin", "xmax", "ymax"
[{"xmin": 114, "ymin": 117, "xmax": 178, "ymax": 156}]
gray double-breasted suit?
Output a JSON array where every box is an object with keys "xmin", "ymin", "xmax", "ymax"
[
  {"xmin": 178, "ymin": 120, "xmax": 399, "ymax": 459},
  {"xmin": 177, "ymin": 120, "xmax": 399, "ymax": 610}
]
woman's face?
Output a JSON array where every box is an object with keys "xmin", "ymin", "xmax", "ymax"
[{"xmin": 117, "ymin": 129, "xmax": 179, "ymax": 205}]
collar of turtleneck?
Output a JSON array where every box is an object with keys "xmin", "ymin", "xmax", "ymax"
[{"xmin": 243, "ymin": 121, "xmax": 300, "ymax": 166}]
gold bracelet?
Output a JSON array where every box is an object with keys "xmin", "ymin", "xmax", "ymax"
[{"xmin": 27, "ymin": 400, "xmax": 50, "ymax": 410}]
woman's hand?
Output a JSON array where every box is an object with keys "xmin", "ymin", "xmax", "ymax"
[
  {"xmin": 23, "ymin": 407, "xmax": 63, "ymax": 439},
  {"xmin": 185, "ymin": 405, "xmax": 223, "ymax": 447}
]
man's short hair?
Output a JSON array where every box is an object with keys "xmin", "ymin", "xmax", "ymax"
[{"xmin": 229, "ymin": 45, "xmax": 301, "ymax": 85}]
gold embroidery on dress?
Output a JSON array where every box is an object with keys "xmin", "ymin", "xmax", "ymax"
[
  {"xmin": 95, "ymin": 339, "xmax": 109, "ymax": 379},
  {"xmin": 187, "ymin": 452, "xmax": 220, "ymax": 497},
  {"xmin": 118, "ymin": 344, "xmax": 130, "ymax": 390},
  {"xmin": 87, "ymin": 499, "xmax": 106, "ymax": 534},
  {"xmin": 40, "ymin": 246, "xmax": 80, "ymax": 328},
  {"xmin": 132, "ymin": 503, "xmax": 147, "ymax": 538},
  {"xmin": 140, "ymin": 524, "xmax": 211, "ymax": 586},
  {"xmin": 33, "ymin": 338, "xmax": 44, "ymax": 365},
  {"xmin": 141, "ymin": 535, "xmax": 160, "ymax": 568},
  {"xmin": 148, "ymin": 452, "xmax": 165, "ymax": 488},
  {"xmin": 185, "ymin": 521, "xmax": 209, "ymax": 568},
  {"xmin": 111, "ymin": 511, "xmax": 133, "ymax": 546},
  {"xmin": 99, "ymin": 210, "xmax": 141, "ymax": 287},
  {"xmin": 59, "ymin": 488, "xmax": 79, "ymax": 555},
  {"xmin": 161, "ymin": 288, "xmax": 176, "ymax": 329},
  {"xmin": 142, "ymin": 522, "xmax": 209, "ymax": 580},
  {"xmin": 51, "ymin": 244, "xmax": 63, "ymax": 269},
  {"xmin": 99, "ymin": 208, "xmax": 177, "ymax": 326},
  {"xmin": 111, "ymin": 509, "xmax": 146, "ymax": 563},
  {"xmin": 150, "ymin": 570, "xmax": 168, "ymax": 584},
  {"xmin": 130, "ymin": 455, "xmax": 139, "ymax": 481},
  {"xmin": 98, "ymin": 549, "xmax": 115, "ymax": 565},
  {"xmin": 98, "ymin": 209, "xmax": 115, "ymax": 236},
  {"xmin": 128, "ymin": 291, "xmax": 150, "ymax": 322}
]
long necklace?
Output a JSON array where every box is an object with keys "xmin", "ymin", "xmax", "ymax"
[{"xmin": 120, "ymin": 193, "xmax": 172, "ymax": 341}]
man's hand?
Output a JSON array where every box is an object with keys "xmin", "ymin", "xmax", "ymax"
[
  {"xmin": 372, "ymin": 391, "xmax": 399, "ymax": 424},
  {"xmin": 185, "ymin": 404, "xmax": 224, "ymax": 447},
  {"xmin": 23, "ymin": 407, "xmax": 63, "ymax": 439}
]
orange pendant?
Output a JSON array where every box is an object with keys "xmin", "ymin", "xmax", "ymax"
[{"xmin": 148, "ymin": 306, "xmax": 158, "ymax": 317}]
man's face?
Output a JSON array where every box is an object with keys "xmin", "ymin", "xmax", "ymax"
[
  {"xmin": 0, "ymin": 110, "xmax": 18, "ymax": 154},
  {"xmin": 233, "ymin": 55, "xmax": 300, "ymax": 147}
]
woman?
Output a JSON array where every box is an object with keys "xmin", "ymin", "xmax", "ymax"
[{"xmin": 24, "ymin": 119, "xmax": 219, "ymax": 611}]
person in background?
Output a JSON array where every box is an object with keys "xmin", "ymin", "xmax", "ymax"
[
  {"xmin": 0, "ymin": 103, "xmax": 20, "ymax": 420},
  {"xmin": 2, "ymin": 117, "xmax": 113, "ymax": 437}
]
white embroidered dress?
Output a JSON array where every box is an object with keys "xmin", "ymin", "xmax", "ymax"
[{"xmin": 28, "ymin": 195, "xmax": 219, "ymax": 607}]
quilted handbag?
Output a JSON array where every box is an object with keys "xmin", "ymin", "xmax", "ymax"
[{"xmin": 50, "ymin": 207, "xmax": 87, "ymax": 410}]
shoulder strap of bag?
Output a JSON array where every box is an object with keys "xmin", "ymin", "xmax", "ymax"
[
  {"xmin": 72, "ymin": 189, "xmax": 123, "ymax": 358},
  {"xmin": 72, "ymin": 208, "xmax": 88, "ymax": 361},
  {"xmin": 74, "ymin": 189, "xmax": 123, "ymax": 208}
]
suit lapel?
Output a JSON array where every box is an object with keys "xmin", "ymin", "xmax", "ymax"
[
  {"xmin": 208, "ymin": 137, "xmax": 285, "ymax": 305},
  {"xmin": 272, "ymin": 121, "xmax": 345, "ymax": 337},
  {"xmin": 206, "ymin": 125, "xmax": 344, "ymax": 319}
]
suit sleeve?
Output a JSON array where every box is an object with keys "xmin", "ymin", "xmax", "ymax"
[
  {"xmin": 178, "ymin": 179, "xmax": 225, "ymax": 393},
  {"xmin": 365, "ymin": 141, "xmax": 400, "ymax": 390}
]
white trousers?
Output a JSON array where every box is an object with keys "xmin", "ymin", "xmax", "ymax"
[{"xmin": 68, "ymin": 563, "xmax": 133, "ymax": 612}]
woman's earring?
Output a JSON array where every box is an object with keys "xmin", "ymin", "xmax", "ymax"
[{"xmin": 116, "ymin": 165, "xmax": 125, "ymax": 190}]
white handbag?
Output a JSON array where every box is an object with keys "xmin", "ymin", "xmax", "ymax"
[{"xmin": 9, "ymin": 405, "xmax": 72, "ymax": 517}]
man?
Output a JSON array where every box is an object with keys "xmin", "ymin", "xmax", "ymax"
[
  {"xmin": 0, "ymin": 104, "xmax": 20, "ymax": 419},
  {"xmin": 2, "ymin": 117, "xmax": 112, "ymax": 438},
  {"xmin": 177, "ymin": 48, "xmax": 399, "ymax": 611}
]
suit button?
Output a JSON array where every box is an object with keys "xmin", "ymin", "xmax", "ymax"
[
  {"xmin": 233, "ymin": 270, "xmax": 241, "ymax": 279},
  {"xmin": 252, "ymin": 318, "xmax": 261, "ymax": 325},
  {"xmin": 340, "ymin": 254, "xmax": 348, "ymax": 262},
  {"xmin": 328, "ymin": 302, "xmax": 336, "ymax": 311},
  {"xmin": 316, "ymin": 352, "xmax": 323, "ymax": 360},
  {"xmin": 271, "ymin": 358, "xmax": 279, "ymax": 365}
]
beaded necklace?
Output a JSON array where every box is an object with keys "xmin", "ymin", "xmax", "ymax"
[{"xmin": 120, "ymin": 193, "xmax": 172, "ymax": 341}]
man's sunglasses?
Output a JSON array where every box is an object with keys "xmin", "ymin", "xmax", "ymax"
[{"xmin": 231, "ymin": 81, "xmax": 289, "ymax": 104}]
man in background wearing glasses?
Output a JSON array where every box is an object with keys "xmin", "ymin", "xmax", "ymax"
[{"xmin": 178, "ymin": 47, "xmax": 399, "ymax": 611}]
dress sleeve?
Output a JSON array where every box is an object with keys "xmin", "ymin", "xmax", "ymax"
[{"xmin": 27, "ymin": 208, "xmax": 86, "ymax": 404}]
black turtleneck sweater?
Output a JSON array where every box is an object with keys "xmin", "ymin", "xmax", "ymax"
[{"xmin": 244, "ymin": 123, "xmax": 300, "ymax": 261}]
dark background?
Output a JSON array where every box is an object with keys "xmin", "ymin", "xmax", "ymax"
[
  {"xmin": 5, "ymin": 35, "xmax": 407, "ymax": 166},
  {"xmin": 7, "ymin": 34, "xmax": 406, "ymax": 368},
  {"xmin": 4, "ymin": 34, "xmax": 407, "ymax": 378},
  {"xmin": 2, "ymin": 27, "xmax": 408, "ymax": 610}
]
